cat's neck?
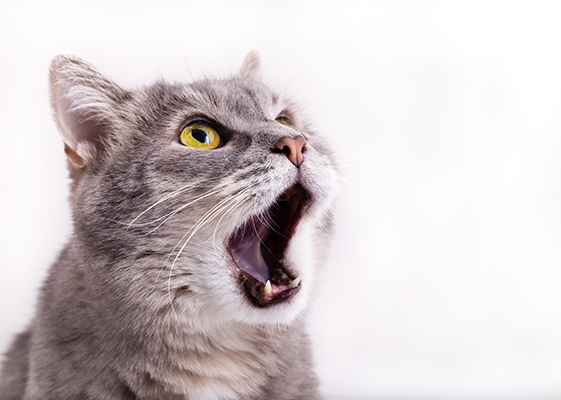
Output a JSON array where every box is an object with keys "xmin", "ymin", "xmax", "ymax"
[
  {"xmin": 146, "ymin": 323, "xmax": 282, "ymax": 398},
  {"xmin": 46, "ymin": 243, "xmax": 309, "ymax": 398},
  {"xmin": 112, "ymin": 314, "xmax": 309, "ymax": 398}
]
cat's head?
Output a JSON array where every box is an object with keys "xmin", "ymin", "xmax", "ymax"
[{"xmin": 49, "ymin": 51, "xmax": 337, "ymax": 327}]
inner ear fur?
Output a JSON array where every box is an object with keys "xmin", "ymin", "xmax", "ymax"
[{"xmin": 49, "ymin": 55, "xmax": 127, "ymax": 167}]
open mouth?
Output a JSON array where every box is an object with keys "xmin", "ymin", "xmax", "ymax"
[{"xmin": 229, "ymin": 184, "xmax": 310, "ymax": 307}]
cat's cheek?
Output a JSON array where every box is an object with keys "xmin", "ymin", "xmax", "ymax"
[{"xmin": 299, "ymin": 165, "xmax": 338, "ymax": 218}]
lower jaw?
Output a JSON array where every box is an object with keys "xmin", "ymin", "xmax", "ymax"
[
  {"xmin": 229, "ymin": 184, "xmax": 309, "ymax": 308},
  {"xmin": 241, "ymin": 270, "xmax": 302, "ymax": 308}
]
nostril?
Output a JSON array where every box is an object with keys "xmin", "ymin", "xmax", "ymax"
[
  {"xmin": 272, "ymin": 145, "xmax": 289, "ymax": 156},
  {"xmin": 274, "ymin": 136, "xmax": 307, "ymax": 167}
]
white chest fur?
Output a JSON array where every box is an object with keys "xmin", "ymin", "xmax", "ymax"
[{"xmin": 146, "ymin": 323, "xmax": 276, "ymax": 399}]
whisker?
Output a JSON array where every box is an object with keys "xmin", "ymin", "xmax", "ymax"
[
  {"xmin": 127, "ymin": 182, "xmax": 199, "ymax": 228},
  {"xmin": 140, "ymin": 187, "xmax": 225, "ymax": 236},
  {"xmin": 211, "ymin": 187, "xmax": 256, "ymax": 252},
  {"xmin": 153, "ymin": 192, "xmax": 233, "ymax": 287},
  {"xmin": 126, "ymin": 180, "xmax": 223, "ymax": 229},
  {"xmin": 252, "ymin": 215, "xmax": 274, "ymax": 256},
  {"xmin": 336, "ymin": 177, "xmax": 407, "ymax": 226},
  {"xmin": 337, "ymin": 175, "xmax": 372, "ymax": 195},
  {"xmin": 166, "ymin": 208, "xmax": 231, "ymax": 314},
  {"xmin": 161, "ymin": 185, "xmax": 257, "ymax": 316},
  {"xmin": 257, "ymin": 210, "xmax": 288, "ymax": 241}
]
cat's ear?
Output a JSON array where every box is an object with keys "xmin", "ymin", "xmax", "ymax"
[
  {"xmin": 239, "ymin": 50, "xmax": 263, "ymax": 81},
  {"xmin": 49, "ymin": 55, "xmax": 127, "ymax": 167}
]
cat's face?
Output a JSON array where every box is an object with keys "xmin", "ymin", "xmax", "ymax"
[{"xmin": 50, "ymin": 52, "xmax": 337, "ymax": 327}]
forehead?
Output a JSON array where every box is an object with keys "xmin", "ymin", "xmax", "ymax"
[
  {"xmin": 136, "ymin": 76, "xmax": 298, "ymax": 140},
  {"xmin": 186, "ymin": 78, "xmax": 286, "ymax": 127}
]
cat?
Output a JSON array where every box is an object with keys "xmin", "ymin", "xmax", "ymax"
[{"xmin": 0, "ymin": 51, "xmax": 337, "ymax": 400}]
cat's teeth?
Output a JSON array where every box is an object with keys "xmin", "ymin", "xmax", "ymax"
[
  {"xmin": 264, "ymin": 280, "xmax": 272, "ymax": 295},
  {"xmin": 286, "ymin": 276, "xmax": 301, "ymax": 290}
]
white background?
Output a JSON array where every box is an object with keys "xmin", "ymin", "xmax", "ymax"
[{"xmin": 2, "ymin": 1, "xmax": 561, "ymax": 399}]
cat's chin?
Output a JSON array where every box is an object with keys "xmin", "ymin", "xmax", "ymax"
[{"xmin": 228, "ymin": 184, "xmax": 310, "ymax": 309}]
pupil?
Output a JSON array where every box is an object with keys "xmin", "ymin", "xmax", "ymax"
[{"xmin": 191, "ymin": 129, "xmax": 208, "ymax": 143}]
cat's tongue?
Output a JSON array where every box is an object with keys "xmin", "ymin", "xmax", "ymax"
[
  {"xmin": 229, "ymin": 216, "xmax": 271, "ymax": 283},
  {"xmin": 229, "ymin": 185, "xmax": 309, "ymax": 307}
]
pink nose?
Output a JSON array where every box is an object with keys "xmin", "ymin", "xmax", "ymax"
[{"xmin": 275, "ymin": 137, "xmax": 307, "ymax": 167}]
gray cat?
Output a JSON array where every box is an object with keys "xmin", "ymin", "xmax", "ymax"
[{"xmin": 0, "ymin": 51, "xmax": 337, "ymax": 400}]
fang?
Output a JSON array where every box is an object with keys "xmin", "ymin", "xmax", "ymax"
[
  {"xmin": 264, "ymin": 280, "xmax": 272, "ymax": 295},
  {"xmin": 286, "ymin": 276, "xmax": 301, "ymax": 290}
]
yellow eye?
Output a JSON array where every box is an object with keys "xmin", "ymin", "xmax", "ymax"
[
  {"xmin": 275, "ymin": 114, "xmax": 297, "ymax": 129},
  {"xmin": 179, "ymin": 122, "xmax": 222, "ymax": 149}
]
